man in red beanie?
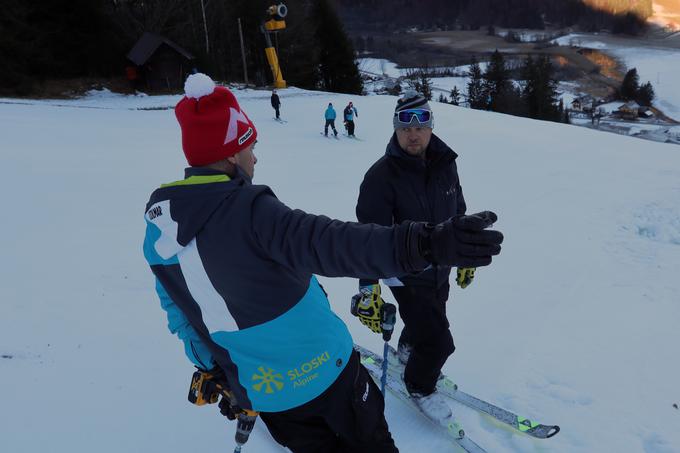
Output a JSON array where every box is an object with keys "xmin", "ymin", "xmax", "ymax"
[{"xmin": 143, "ymin": 73, "xmax": 503, "ymax": 452}]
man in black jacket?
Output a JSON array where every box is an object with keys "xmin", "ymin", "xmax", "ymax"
[{"xmin": 355, "ymin": 90, "xmax": 480, "ymax": 422}]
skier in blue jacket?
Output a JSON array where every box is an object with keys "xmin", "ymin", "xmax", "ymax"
[
  {"xmin": 324, "ymin": 102, "xmax": 338, "ymax": 137},
  {"xmin": 142, "ymin": 73, "xmax": 503, "ymax": 453}
]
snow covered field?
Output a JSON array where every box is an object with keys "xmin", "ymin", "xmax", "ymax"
[
  {"xmin": 358, "ymin": 57, "xmax": 402, "ymax": 78},
  {"xmin": 552, "ymin": 33, "xmax": 680, "ymax": 120},
  {"xmin": 1, "ymin": 87, "xmax": 679, "ymax": 453},
  {"xmin": 608, "ymin": 47, "xmax": 680, "ymax": 120},
  {"xmin": 357, "ymin": 58, "xmax": 491, "ymax": 103}
]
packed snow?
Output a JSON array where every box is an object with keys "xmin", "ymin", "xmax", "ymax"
[{"xmin": 1, "ymin": 86, "xmax": 679, "ymax": 453}]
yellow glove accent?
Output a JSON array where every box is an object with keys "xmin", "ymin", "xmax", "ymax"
[
  {"xmin": 456, "ymin": 268, "xmax": 476, "ymax": 289},
  {"xmin": 355, "ymin": 285, "xmax": 384, "ymax": 334}
]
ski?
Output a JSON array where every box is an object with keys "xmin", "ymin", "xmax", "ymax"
[
  {"xmin": 359, "ymin": 353, "xmax": 486, "ymax": 453},
  {"xmin": 273, "ymin": 118, "xmax": 288, "ymax": 123},
  {"xmin": 320, "ymin": 132, "xmax": 340, "ymax": 139},
  {"xmin": 356, "ymin": 344, "xmax": 560, "ymax": 440}
]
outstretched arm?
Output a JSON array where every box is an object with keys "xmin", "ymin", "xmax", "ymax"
[
  {"xmin": 252, "ymin": 192, "xmax": 426, "ymax": 279},
  {"xmin": 251, "ymin": 192, "xmax": 503, "ymax": 277}
]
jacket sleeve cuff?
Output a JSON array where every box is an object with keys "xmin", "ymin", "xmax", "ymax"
[
  {"xmin": 359, "ymin": 279, "xmax": 379, "ymax": 288},
  {"xmin": 399, "ymin": 221, "xmax": 431, "ymax": 273}
]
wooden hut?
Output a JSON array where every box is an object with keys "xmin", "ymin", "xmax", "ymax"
[{"xmin": 127, "ymin": 32, "xmax": 195, "ymax": 91}]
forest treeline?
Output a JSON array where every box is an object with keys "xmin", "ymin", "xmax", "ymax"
[
  {"xmin": 0, "ymin": 0, "xmax": 361, "ymax": 95},
  {"xmin": 0, "ymin": 0, "xmax": 653, "ymax": 96}
]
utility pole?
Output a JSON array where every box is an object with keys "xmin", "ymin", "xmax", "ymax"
[
  {"xmin": 200, "ymin": 0, "xmax": 209, "ymax": 54},
  {"xmin": 238, "ymin": 18, "xmax": 249, "ymax": 85}
]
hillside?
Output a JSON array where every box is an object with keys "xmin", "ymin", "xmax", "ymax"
[{"xmin": 1, "ymin": 88, "xmax": 679, "ymax": 453}]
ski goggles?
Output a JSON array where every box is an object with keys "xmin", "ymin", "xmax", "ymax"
[{"xmin": 394, "ymin": 108, "xmax": 432, "ymax": 125}]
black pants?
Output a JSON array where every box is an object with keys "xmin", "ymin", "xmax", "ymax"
[
  {"xmin": 345, "ymin": 120, "xmax": 355, "ymax": 136},
  {"xmin": 389, "ymin": 283, "xmax": 455, "ymax": 395},
  {"xmin": 260, "ymin": 351, "xmax": 398, "ymax": 453},
  {"xmin": 274, "ymin": 106, "xmax": 280, "ymax": 119},
  {"xmin": 325, "ymin": 119, "xmax": 338, "ymax": 136}
]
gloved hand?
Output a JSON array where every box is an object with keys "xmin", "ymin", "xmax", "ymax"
[
  {"xmin": 456, "ymin": 267, "xmax": 476, "ymax": 288},
  {"xmin": 419, "ymin": 211, "xmax": 503, "ymax": 268},
  {"xmin": 218, "ymin": 393, "xmax": 242, "ymax": 421},
  {"xmin": 350, "ymin": 284, "xmax": 384, "ymax": 334},
  {"xmin": 206, "ymin": 365, "xmax": 229, "ymax": 387}
]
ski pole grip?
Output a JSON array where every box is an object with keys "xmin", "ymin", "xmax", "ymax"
[
  {"xmin": 380, "ymin": 303, "xmax": 397, "ymax": 342},
  {"xmin": 350, "ymin": 293, "xmax": 361, "ymax": 317}
]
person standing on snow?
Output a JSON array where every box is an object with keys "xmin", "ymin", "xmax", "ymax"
[
  {"xmin": 324, "ymin": 102, "xmax": 338, "ymax": 137},
  {"xmin": 271, "ymin": 89, "xmax": 281, "ymax": 120},
  {"xmin": 354, "ymin": 90, "xmax": 477, "ymax": 423},
  {"xmin": 143, "ymin": 74, "xmax": 503, "ymax": 452},
  {"xmin": 343, "ymin": 101, "xmax": 358, "ymax": 137}
]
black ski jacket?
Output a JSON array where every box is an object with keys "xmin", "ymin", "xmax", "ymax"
[
  {"xmin": 271, "ymin": 93, "xmax": 280, "ymax": 108},
  {"xmin": 144, "ymin": 166, "xmax": 429, "ymax": 411},
  {"xmin": 356, "ymin": 133, "xmax": 467, "ymax": 288}
]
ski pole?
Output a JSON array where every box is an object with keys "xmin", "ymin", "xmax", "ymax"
[{"xmin": 379, "ymin": 303, "xmax": 397, "ymax": 395}]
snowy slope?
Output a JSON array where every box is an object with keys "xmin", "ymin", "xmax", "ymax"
[{"xmin": 1, "ymin": 87, "xmax": 679, "ymax": 453}]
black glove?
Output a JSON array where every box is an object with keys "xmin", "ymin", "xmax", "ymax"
[
  {"xmin": 218, "ymin": 394, "xmax": 242, "ymax": 421},
  {"xmin": 419, "ymin": 211, "xmax": 503, "ymax": 268}
]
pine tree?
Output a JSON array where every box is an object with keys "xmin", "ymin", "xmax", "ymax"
[
  {"xmin": 404, "ymin": 68, "xmax": 422, "ymax": 94},
  {"xmin": 483, "ymin": 50, "xmax": 513, "ymax": 113},
  {"xmin": 521, "ymin": 55, "xmax": 538, "ymax": 117},
  {"xmin": 419, "ymin": 69, "xmax": 433, "ymax": 101},
  {"xmin": 311, "ymin": 0, "xmax": 363, "ymax": 94},
  {"xmin": 450, "ymin": 86, "xmax": 460, "ymax": 106},
  {"xmin": 636, "ymin": 81, "xmax": 655, "ymax": 106},
  {"xmin": 466, "ymin": 57, "xmax": 487, "ymax": 110},
  {"xmin": 621, "ymin": 68, "xmax": 640, "ymax": 101},
  {"xmin": 521, "ymin": 54, "xmax": 560, "ymax": 121},
  {"xmin": 537, "ymin": 55, "xmax": 560, "ymax": 121}
]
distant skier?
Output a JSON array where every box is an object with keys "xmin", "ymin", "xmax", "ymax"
[
  {"xmin": 324, "ymin": 102, "xmax": 338, "ymax": 137},
  {"xmin": 343, "ymin": 101, "xmax": 358, "ymax": 137},
  {"xmin": 271, "ymin": 89, "xmax": 281, "ymax": 120}
]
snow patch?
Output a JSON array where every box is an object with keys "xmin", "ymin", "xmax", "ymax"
[{"xmin": 626, "ymin": 203, "xmax": 680, "ymax": 245}]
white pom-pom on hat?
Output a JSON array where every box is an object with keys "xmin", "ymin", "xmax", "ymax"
[{"xmin": 184, "ymin": 73, "xmax": 216, "ymax": 99}]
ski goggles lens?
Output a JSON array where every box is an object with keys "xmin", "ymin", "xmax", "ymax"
[{"xmin": 395, "ymin": 109, "xmax": 431, "ymax": 124}]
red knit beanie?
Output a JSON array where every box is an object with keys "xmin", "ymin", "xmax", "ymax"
[{"xmin": 175, "ymin": 73, "xmax": 258, "ymax": 166}]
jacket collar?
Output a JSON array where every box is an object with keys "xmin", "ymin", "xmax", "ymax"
[{"xmin": 184, "ymin": 165, "xmax": 252, "ymax": 184}]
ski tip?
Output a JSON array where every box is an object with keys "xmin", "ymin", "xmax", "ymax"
[
  {"xmin": 445, "ymin": 421, "xmax": 465, "ymax": 439},
  {"xmin": 545, "ymin": 425, "xmax": 560, "ymax": 438}
]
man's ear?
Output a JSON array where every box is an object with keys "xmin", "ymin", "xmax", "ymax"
[{"xmin": 227, "ymin": 155, "xmax": 238, "ymax": 165}]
